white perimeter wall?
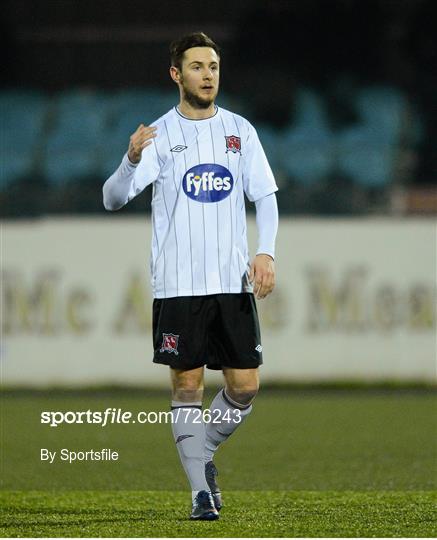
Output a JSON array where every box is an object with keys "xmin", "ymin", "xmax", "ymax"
[{"xmin": 1, "ymin": 217, "xmax": 436, "ymax": 387}]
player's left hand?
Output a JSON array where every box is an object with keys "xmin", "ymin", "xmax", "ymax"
[{"xmin": 249, "ymin": 254, "xmax": 275, "ymax": 300}]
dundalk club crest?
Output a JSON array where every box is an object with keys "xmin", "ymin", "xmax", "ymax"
[
  {"xmin": 160, "ymin": 333, "xmax": 179, "ymax": 355},
  {"xmin": 225, "ymin": 135, "xmax": 241, "ymax": 154}
]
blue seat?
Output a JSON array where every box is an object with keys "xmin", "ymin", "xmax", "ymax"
[
  {"xmin": 292, "ymin": 88, "xmax": 330, "ymax": 130},
  {"xmin": 336, "ymin": 126, "xmax": 394, "ymax": 187},
  {"xmin": 355, "ymin": 86, "xmax": 407, "ymax": 145},
  {"xmin": 100, "ymin": 109, "xmax": 145, "ymax": 178},
  {"xmin": 331, "ymin": 86, "xmax": 406, "ymax": 186},
  {"xmin": 41, "ymin": 91, "xmax": 109, "ymax": 184},
  {"xmin": 0, "ymin": 90, "xmax": 47, "ymax": 130},
  {"xmin": 99, "ymin": 90, "xmax": 175, "ymax": 178},
  {"xmin": 257, "ymin": 125, "xmax": 282, "ymax": 173},
  {"xmin": 99, "ymin": 134, "xmax": 131, "ymax": 179},
  {"xmin": 56, "ymin": 90, "xmax": 110, "ymax": 119},
  {"xmin": 281, "ymin": 126, "xmax": 333, "ymax": 184},
  {"xmin": 279, "ymin": 88, "xmax": 334, "ymax": 184},
  {"xmin": 55, "ymin": 90, "xmax": 108, "ymax": 137},
  {"xmin": 43, "ymin": 147, "xmax": 98, "ymax": 184},
  {"xmin": 0, "ymin": 149, "xmax": 34, "ymax": 188},
  {"xmin": 0, "ymin": 91, "xmax": 48, "ymax": 186},
  {"xmin": 43, "ymin": 129, "xmax": 99, "ymax": 184},
  {"xmin": 110, "ymin": 89, "xmax": 175, "ymax": 124}
]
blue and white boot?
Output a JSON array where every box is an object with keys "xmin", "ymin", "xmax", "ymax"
[
  {"xmin": 205, "ymin": 461, "xmax": 222, "ymax": 511},
  {"xmin": 189, "ymin": 490, "xmax": 219, "ymax": 520}
]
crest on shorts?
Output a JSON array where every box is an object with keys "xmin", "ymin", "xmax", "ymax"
[
  {"xmin": 160, "ymin": 333, "xmax": 179, "ymax": 355},
  {"xmin": 225, "ymin": 135, "xmax": 241, "ymax": 154}
]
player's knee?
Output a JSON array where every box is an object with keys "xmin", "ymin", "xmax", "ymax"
[
  {"xmin": 226, "ymin": 383, "xmax": 259, "ymax": 406},
  {"xmin": 172, "ymin": 383, "xmax": 204, "ymax": 403},
  {"xmin": 171, "ymin": 367, "xmax": 204, "ymax": 402}
]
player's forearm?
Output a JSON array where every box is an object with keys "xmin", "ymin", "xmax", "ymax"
[
  {"xmin": 254, "ymin": 192, "xmax": 278, "ymax": 259},
  {"xmin": 102, "ymin": 153, "xmax": 137, "ymax": 211}
]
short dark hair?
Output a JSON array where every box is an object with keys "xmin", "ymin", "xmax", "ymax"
[{"xmin": 170, "ymin": 32, "xmax": 220, "ymax": 70}]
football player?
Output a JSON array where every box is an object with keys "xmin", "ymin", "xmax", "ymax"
[{"xmin": 103, "ymin": 32, "xmax": 278, "ymax": 520}]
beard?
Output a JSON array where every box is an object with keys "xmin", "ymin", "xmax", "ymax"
[{"xmin": 181, "ymin": 81, "xmax": 215, "ymax": 109}]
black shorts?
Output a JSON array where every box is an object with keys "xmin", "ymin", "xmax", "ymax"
[{"xmin": 152, "ymin": 293, "xmax": 263, "ymax": 371}]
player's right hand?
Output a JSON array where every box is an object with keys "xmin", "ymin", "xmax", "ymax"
[{"xmin": 127, "ymin": 124, "xmax": 157, "ymax": 164}]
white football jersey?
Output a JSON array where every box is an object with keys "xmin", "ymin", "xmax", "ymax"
[{"xmin": 129, "ymin": 106, "xmax": 278, "ymax": 298}]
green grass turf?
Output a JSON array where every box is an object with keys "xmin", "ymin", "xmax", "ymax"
[
  {"xmin": 1, "ymin": 490, "xmax": 436, "ymax": 537},
  {"xmin": 1, "ymin": 389, "xmax": 436, "ymax": 536}
]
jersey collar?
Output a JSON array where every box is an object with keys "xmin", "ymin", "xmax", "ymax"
[{"xmin": 175, "ymin": 105, "xmax": 219, "ymax": 122}]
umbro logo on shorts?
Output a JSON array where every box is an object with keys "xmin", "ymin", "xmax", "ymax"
[
  {"xmin": 171, "ymin": 145, "xmax": 187, "ymax": 153},
  {"xmin": 176, "ymin": 434, "xmax": 194, "ymax": 444},
  {"xmin": 255, "ymin": 344, "xmax": 263, "ymax": 352}
]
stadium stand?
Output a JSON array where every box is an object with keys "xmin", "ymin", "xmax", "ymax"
[
  {"xmin": 0, "ymin": 83, "xmax": 424, "ymax": 215},
  {"xmin": 43, "ymin": 90, "xmax": 108, "ymax": 184},
  {"xmin": 0, "ymin": 91, "xmax": 47, "ymax": 187}
]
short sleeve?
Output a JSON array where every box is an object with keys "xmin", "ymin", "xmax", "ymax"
[
  {"xmin": 242, "ymin": 123, "xmax": 278, "ymax": 202},
  {"xmin": 129, "ymin": 137, "xmax": 162, "ymax": 200}
]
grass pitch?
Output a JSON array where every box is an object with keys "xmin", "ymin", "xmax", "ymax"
[
  {"xmin": 1, "ymin": 388, "xmax": 436, "ymax": 537},
  {"xmin": 1, "ymin": 490, "xmax": 435, "ymax": 537}
]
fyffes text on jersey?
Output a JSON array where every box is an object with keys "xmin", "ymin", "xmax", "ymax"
[{"xmin": 183, "ymin": 164, "xmax": 234, "ymax": 203}]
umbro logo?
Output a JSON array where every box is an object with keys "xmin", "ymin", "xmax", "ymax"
[
  {"xmin": 175, "ymin": 434, "xmax": 194, "ymax": 444},
  {"xmin": 255, "ymin": 344, "xmax": 263, "ymax": 353},
  {"xmin": 171, "ymin": 145, "xmax": 187, "ymax": 153}
]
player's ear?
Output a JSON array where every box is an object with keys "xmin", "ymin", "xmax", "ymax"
[{"xmin": 170, "ymin": 66, "xmax": 181, "ymax": 84}]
